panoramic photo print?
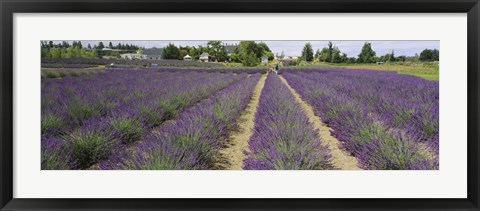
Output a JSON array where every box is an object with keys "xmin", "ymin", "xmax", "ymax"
[{"xmin": 41, "ymin": 40, "xmax": 439, "ymax": 170}]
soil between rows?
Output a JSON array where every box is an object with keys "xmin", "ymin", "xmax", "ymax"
[
  {"xmin": 212, "ymin": 73, "xmax": 268, "ymax": 170},
  {"xmin": 278, "ymin": 75, "xmax": 362, "ymax": 170}
]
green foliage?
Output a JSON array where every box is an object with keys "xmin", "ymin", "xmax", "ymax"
[
  {"xmin": 41, "ymin": 48, "xmax": 49, "ymax": 58},
  {"xmin": 377, "ymin": 50, "xmax": 396, "ymax": 63},
  {"xmin": 316, "ymin": 42, "xmax": 349, "ymax": 64},
  {"xmin": 188, "ymin": 47, "xmax": 198, "ymax": 59},
  {"xmin": 298, "ymin": 60, "xmax": 310, "ymax": 66},
  {"xmin": 44, "ymin": 46, "xmax": 97, "ymax": 59},
  {"xmin": 67, "ymin": 130, "xmax": 113, "ymax": 168},
  {"xmin": 229, "ymin": 53, "xmax": 241, "ymax": 62},
  {"xmin": 163, "ymin": 43, "xmax": 181, "ymax": 59},
  {"xmin": 419, "ymin": 49, "xmax": 439, "ymax": 61},
  {"xmin": 138, "ymin": 105, "xmax": 163, "ymax": 127},
  {"xmin": 157, "ymin": 99, "xmax": 179, "ymax": 120},
  {"xmin": 242, "ymin": 51, "xmax": 260, "ymax": 67},
  {"xmin": 352, "ymin": 123, "xmax": 430, "ymax": 170},
  {"xmin": 238, "ymin": 41, "xmax": 272, "ymax": 66},
  {"xmin": 331, "ymin": 47, "xmax": 342, "ymax": 63},
  {"xmin": 257, "ymin": 42, "xmax": 271, "ymax": 52},
  {"xmin": 42, "ymin": 143, "xmax": 71, "ymax": 170},
  {"xmin": 179, "ymin": 49, "xmax": 189, "ymax": 60},
  {"xmin": 345, "ymin": 56, "xmax": 357, "ymax": 64},
  {"xmin": 318, "ymin": 48, "xmax": 330, "ymax": 62},
  {"xmin": 207, "ymin": 41, "xmax": 228, "ymax": 62},
  {"xmin": 97, "ymin": 42, "xmax": 105, "ymax": 49},
  {"xmin": 110, "ymin": 116, "xmax": 144, "ymax": 144},
  {"xmin": 41, "ymin": 114, "xmax": 63, "ymax": 134},
  {"xmin": 48, "ymin": 48, "xmax": 63, "ymax": 58},
  {"xmin": 288, "ymin": 59, "xmax": 300, "ymax": 66},
  {"xmin": 44, "ymin": 71, "xmax": 61, "ymax": 78},
  {"xmin": 67, "ymin": 100, "xmax": 100, "ymax": 125},
  {"xmin": 301, "ymin": 42, "xmax": 314, "ymax": 62},
  {"xmin": 327, "ymin": 42, "xmax": 334, "ymax": 62},
  {"xmin": 357, "ymin": 42, "xmax": 377, "ymax": 63},
  {"xmin": 262, "ymin": 50, "xmax": 274, "ymax": 61},
  {"xmin": 314, "ymin": 49, "xmax": 321, "ymax": 62}
]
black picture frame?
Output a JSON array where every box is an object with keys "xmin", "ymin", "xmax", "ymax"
[{"xmin": 1, "ymin": 0, "xmax": 479, "ymax": 210}]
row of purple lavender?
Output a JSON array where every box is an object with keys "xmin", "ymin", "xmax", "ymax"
[
  {"xmin": 243, "ymin": 73, "xmax": 332, "ymax": 170},
  {"xmin": 41, "ymin": 70, "xmax": 247, "ymax": 169},
  {"xmin": 100, "ymin": 74, "xmax": 262, "ymax": 169},
  {"xmin": 282, "ymin": 69, "xmax": 438, "ymax": 170}
]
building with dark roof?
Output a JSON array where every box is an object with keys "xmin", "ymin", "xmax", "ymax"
[
  {"xmin": 224, "ymin": 43, "xmax": 239, "ymax": 56},
  {"xmin": 143, "ymin": 47, "xmax": 164, "ymax": 60}
]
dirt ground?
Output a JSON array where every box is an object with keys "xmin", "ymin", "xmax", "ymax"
[
  {"xmin": 212, "ymin": 73, "xmax": 267, "ymax": 170},
  {"xmin": 278, "ymin": 76, "xmax": 362, "ymax": 170}
]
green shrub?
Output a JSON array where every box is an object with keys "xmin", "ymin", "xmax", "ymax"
[
  {"xmin": 44, "ymin": 71, "xmax": 60, "ymax": 78},
  {"xmin": 138, "ymin": 105, "xmax": 163, "ymax": 126},
  {"xmin": 110, "ymin": 117, "xmax": 144, "ymax": 144},
  {"xmin": 41, "ymin": 143, "xmax": 71, "ymax": 170},
  {"xmin": 67, "ymin": 101, "xmax": 100, "ymax": 125},
  {"xmin": 41, "ymin": 114, "xmax": 63, "ymax": 134},
  {"xmin": 67, "ymin": 130, "xmax": 113, "ymax": 168},
  {"xmin": 299, "ymin": 60, "xmax": 310, "ymax": 66}
]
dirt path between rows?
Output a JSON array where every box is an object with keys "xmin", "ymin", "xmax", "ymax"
[
  {"xmin": 278, "ymin": 76, "xmax": 362, "ymax": 170},
  {"xmin": 212, "ymin": 73, "xmax": 267, "ymax": 170}
]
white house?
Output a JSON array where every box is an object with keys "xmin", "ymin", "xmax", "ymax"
[
  {"xmin": 120, "ymin": 53, "xmax": 147, "ymax": 60},
  {"xmin": 199, "ymin": 52, "xmax": 209, "ymax": 62},
  {"xmin": 183, "ymin": 54, "xmax": 192, "ymax": 61},
  {"xmin": 261, "ymin": 55, "xmax": 269, "ymax": 63}
]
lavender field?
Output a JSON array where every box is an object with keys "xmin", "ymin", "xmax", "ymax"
[{"xmin": 41, "ymin": 67, "xmax": 439, "ymax": 170}]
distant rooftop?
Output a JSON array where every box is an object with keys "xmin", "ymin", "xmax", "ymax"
[
  {"xmin": 143, "ymin": 47, "xmax": 164, "ymax": 56},
  {"xmin": 224, "ymin": 44, "xmax": 239, "ymax": 54}
]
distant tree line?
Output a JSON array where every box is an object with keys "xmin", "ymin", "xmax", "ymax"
[
  {"xmin": 419, "ymin": 49, "xmax": 439, "ymax": 62},
  {"xmin": 299, "ymin": 41, "xmax": 439, "ymax": 64},
  {"xmin": 162, "ymin": 41, "xmax": 274, "ymax": 67},
  {"xmin": 41, "ymin": 41, "xmax": 142, "ymax": 59}
]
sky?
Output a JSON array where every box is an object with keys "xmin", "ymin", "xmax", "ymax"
[{"xmin": 54, "ymin": 40, "xmax": 439, "ymax": 58}]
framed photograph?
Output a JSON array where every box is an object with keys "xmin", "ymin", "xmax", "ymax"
[{"xmin": 1, "ymin": 0, "xmax": 479, "ymax": 210}]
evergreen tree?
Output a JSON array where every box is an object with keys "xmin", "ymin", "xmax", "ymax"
[
  {"xmin": 357, "ymin": 42, "xmax": 377, "ymax": 63},
  {"xmin": 163, "ymin": 43, "xmax": 180, "ymax": 59},
  {"xmin": 62, "ymin": 41, "xmax": 70, "ymax": 48},
  {"xmin": 319, "ymin": 48, "xmax": 329, "ymax": 62},
  {"xmin": 327, "ymin": 41, "xmax": 334, "ymax": 62},
  {"xmin": 432, "ymin": 49, "xmax": 439, "ymax": 61},
  {"xmin": 97, "ymin": 42, "xmax": 105, "ymax": 49},
  {"xmin": 257, "ymin": 42, "xmax": 271, "ymax": 52},
  {"xmin": 301, "ymin": 42, "xmax": 314, "ymax": 62},
  {"xmin": 331, "ymin": 47, "xmax": 342, "ymax": 63}
]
